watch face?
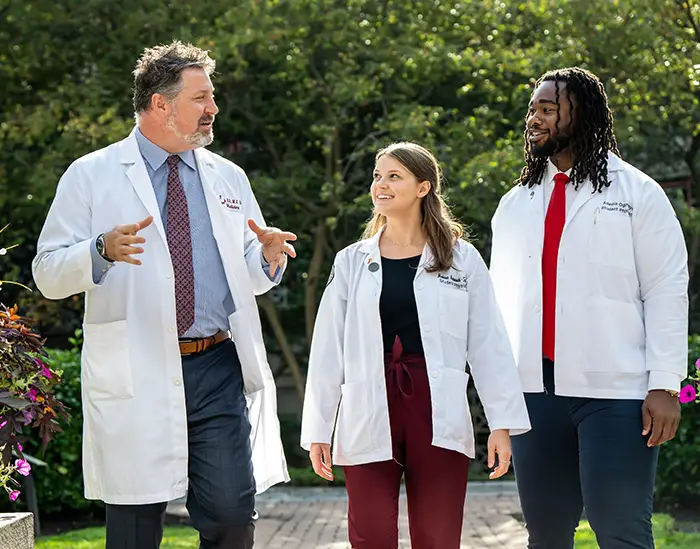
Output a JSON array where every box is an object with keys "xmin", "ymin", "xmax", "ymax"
[{"xmin": 97, "ymin": 235, "xmax": 106, "ymax": 257}]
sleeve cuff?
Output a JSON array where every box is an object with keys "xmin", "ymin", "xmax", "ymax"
[
  {"xmin": 300, "ymin": 435, "xmax": 332, "ymax": 451},
  {"xmin": 260, "ymin": 249, "xmax": 284, "ymax": 283},
  {"xmin": 90, "ymin": 237, "xmax": 114, "ymax": 284},
  {"xmin": 488, "ymin": 424, "xmax": 531, "ymax": 437},
  {"xmin": 648, "ymin": 371, "xmax": 683, "ymax": 393}
]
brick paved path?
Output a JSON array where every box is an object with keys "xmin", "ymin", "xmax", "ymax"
[{"xmin": 168, "ymin": 482, "xmax": 527, "ymax": 548}]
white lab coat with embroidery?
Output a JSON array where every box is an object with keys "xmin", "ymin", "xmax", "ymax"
[
  {"xmin": 32, "ymin": 129, "xmax": 289, "ymax": 504},
  {"xmin": 489, "ymin": 152, "xmax": 689, "ymax": 398},
  {"xmin": 300, "ymin": 228, "xmax": 531, "ymax": 465}
]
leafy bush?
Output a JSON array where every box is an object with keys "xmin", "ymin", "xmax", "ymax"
[
  {"xmin": 14, "ymin": 337, "xmax": 700, "ymax": 518},
  {"xmin": 22, "ymin": 346, "xmax": 102, "ymax": 517},
  {"xmin": 0, "ymin": 304, "xmax": 69, "ymax": 503},
  {"xmin": 654, "ymin": 335, "xmax": 700, "ymax": 507}
]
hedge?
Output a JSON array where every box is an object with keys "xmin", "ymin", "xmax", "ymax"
[{"xmin": 6, "ymin": 339, "xmax": 699, "ymax": 517}]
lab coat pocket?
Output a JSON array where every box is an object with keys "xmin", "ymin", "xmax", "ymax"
[
  {"xmin": 437, "ymin": 369, "xmax": 472, "ymax": 443},
  {"xmin": 82, "ymin": 320, "xmax": 134, "ymax": 401},
  {"xmin": 583, "ymin": 297, "xmax": 645, "ymax": 373},
  {"xmin": 588, "ymin": 212, "xmax": 634, "ymax": 270},
  {"xmin": 228, "ymin": 310, "xmax": 266, "ymax": 394},
  {"xmin": 334, "ymin": 382, "xmax": 373, "ymax": 456},
  {"xmin": 439, "ymin": 288, "xmax": 470, "ymax": 340}
]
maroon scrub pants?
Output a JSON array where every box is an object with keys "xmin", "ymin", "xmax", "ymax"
[{"xmin": 343, "ymin": 337, "xmax": 470, "ymax": 549}]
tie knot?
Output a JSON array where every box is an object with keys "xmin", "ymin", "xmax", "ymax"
[
  {"xmin": 553, "ymin": 172, "xmax": 569, "ymax": 186},
  {"xmin": 167, "ymin": 155, "xmax": 180, "ymax": 169}
]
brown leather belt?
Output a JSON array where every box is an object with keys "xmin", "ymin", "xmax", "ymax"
[{"xmin": 178, "ymin": 330, "xmax": 230, "ymax": 356}]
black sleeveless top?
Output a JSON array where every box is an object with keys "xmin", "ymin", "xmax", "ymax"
[{"xmin": 379, "ymin": 255, "xmax": 424, "ymax": 355}]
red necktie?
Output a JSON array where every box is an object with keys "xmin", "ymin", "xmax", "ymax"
[
  {"xmin": 542, "ymin": 172, "xmax": 568, "ymax": 360},
  {"xmin": 166, "ymin": 155, "xmax": 195, "ymax": 336}
]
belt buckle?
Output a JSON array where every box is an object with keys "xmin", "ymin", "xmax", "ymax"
[
  {"xmin": 179, "ymin": 347, "xmax": 193, "ymax": 357},
  {"xmin": 178, "ymin": 337, "xmax": 196, "ymax": 357},
  {"xmin": 179, "ymin": 332, "xmax": 224, "ymax": 357}
]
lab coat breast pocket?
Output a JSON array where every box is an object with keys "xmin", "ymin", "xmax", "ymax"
[
  {"xmin": 587, "ymin": 206, "xmax": 639, "ymax": 302},
  {"xmin": 81, "ymin": 320, "xmax": 134, "ymax": 401},
  {"xmin": 588, "ymin": 208, "xmax": 634, "ymax": 270},
  {"xmin": 438, "ymin": 285, "xmax": 470, "ymax": 340}
]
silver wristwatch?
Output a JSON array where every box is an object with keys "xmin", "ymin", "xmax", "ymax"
[{"xmin": 96, "ymin": 233, "xmax": 114, "ymax": 262}]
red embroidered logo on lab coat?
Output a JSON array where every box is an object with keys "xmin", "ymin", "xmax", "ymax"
[{"xmin": 219, "ymin": 195, "xmax": 242, "ymax": 211}]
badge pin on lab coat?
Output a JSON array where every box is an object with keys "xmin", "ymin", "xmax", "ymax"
[{"xmin": 367, "ymin": 256, "xmax": 379, "ymax": 272}]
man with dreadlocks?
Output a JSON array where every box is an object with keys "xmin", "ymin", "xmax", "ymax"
[{"xmin": 489, "ymin": 67, "xmax": 688, "ymax": 548}]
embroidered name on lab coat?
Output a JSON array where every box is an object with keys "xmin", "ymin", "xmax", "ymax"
[
  {"xmin": 601, "ymin": 201, "xmax": 633, "ymax": 217},
  {"xmin": 438, "ymin": 273, "xmax": 468, "ymax": 291},
  {"xmin": 219, "ymin": 195, "xmax": 242, "ymax": 211}
]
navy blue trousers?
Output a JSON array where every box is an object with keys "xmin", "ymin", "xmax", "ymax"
[
  {"xmin": 106, "ymin": 339, "xmax": 255, "ymax": 549},
  {"xmin": 511, "ymin": 360, "xmax": 659, "ymax": 549}
]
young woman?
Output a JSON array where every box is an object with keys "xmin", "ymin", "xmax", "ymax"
[{"xmin": 300, "ymin": 142, "xmax": 530, "ymax": 549}]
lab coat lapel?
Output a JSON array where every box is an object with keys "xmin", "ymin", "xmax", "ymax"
[{"xmin": 119, "ymin": 130, "xmax": 167, "ymax": 245}]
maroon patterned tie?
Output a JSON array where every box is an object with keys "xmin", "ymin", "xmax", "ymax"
[{"xmin": 166, "ymin": 155, "xmax": 195, "ymax": 336}]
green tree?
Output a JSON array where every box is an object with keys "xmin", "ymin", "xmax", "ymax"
[{"xmin": 3, "ymin": 0, "xmax": 700, "ymax": 381}]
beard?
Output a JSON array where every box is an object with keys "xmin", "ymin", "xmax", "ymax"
[
  {"xmin": 530, "ymin": 133, "xmax": 571, "ymax": 158},
  {"xmin": 166, "ymin": 109, "xmax": 215, "ymax": 148}
]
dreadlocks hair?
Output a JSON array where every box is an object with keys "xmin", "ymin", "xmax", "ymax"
[{"xmin": 517, "ymin": 67, "xmax": 620, "ymax": 192}]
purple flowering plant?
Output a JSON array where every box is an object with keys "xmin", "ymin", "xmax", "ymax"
[
  {"xmin": 0, "ymin": 303, "xmax": 70, "ymax": 501},
  {"xmin": 679, "ymin": 358, "xmax": 700, "ymax": 405},
  {"xmin": 0, "ymin": 229, "xmax": 70, "ymax": 501}
]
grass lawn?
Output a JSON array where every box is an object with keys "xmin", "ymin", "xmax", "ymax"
[
  {"xmin": 35, "ymin": 526, "xmax": 198, "ymax": 548},
  {"xmin": 34, "ymin": 514, "xmax": 700, "ymax": 548},
  {"xmin": 574, "ymin": 514, "xmax": 699, "ymax": 548}
]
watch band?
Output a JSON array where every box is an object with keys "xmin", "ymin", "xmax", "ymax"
[{"xmin": 96, "ymin": 233, "xmax": 114, "ymax": 263}]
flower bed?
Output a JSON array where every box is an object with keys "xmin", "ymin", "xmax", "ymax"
[{"xmin": 0, "ymin": 304, "xmax": 69, "ymax": 502}]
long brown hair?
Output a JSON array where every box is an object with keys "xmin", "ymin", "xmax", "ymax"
[{"xmin": 361, "ymin": 142, "xmax": 465, "ymax": 273}]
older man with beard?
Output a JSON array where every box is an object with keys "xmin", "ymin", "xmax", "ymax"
[{"xmin": 33, "ymin": 41, "xmax": 294, "ymax": 549}]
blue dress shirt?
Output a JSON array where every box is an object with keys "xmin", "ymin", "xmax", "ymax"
[{"xmin": 91, "ymin": 128, "xmax": 279, "ymax": 338}]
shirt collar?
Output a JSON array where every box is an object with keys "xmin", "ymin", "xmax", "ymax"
[
  {"xmin": 134, "ymin": 128, "xmax": 197, "ymax": 171},
  {"xmin": 545, "ymin": 158, "xmax": 572, "ymax": 185}
]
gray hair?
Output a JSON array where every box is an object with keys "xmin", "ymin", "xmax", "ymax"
[{"xmin": 132, "ymin": 40, "xmax": 216, "ymax": 114}]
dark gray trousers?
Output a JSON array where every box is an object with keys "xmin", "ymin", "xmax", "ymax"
[
  {"xmin": 511, "ymin": 359, "xmax": 659, "ymax": 549},
  {"xmin": 105, "ymin": 339, "xmax": 255, "ymax": 549}
]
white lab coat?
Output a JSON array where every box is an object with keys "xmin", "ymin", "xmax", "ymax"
[
  {"xmin": 300, "ymin": 228, "xmax": 531, "ymax": 466},
  {"xmin": 490, "ymin": 152, "xmax": 689, "ymax": 398},
  {"xmin": 32, "ymin": 128, "xmax": 289, "ymax": 504}
]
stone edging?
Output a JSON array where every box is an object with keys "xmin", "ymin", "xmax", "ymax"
[{"xmin": 0, "ymin": 513, "xmax": 34, "ymax": 549}]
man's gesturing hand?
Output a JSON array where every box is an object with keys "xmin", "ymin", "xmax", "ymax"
[
  {"xmin": 103, "ymin": 216, "xmax": 154, "ymax": 266},
  {"xmin": 248, "ymin": 219, "xmax": 297, "ymax": 277}
]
